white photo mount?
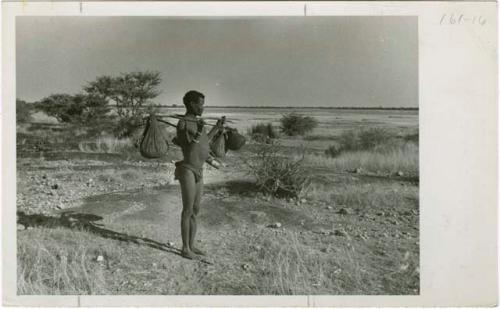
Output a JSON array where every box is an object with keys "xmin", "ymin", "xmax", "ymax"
[{"xmin": 2, "ymin": 1, "xmax": 497, "ymax": 307}]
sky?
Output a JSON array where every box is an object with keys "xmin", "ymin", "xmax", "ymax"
[{"xmin": 17, "ymin": 17, "xmax": 417, "ymax": 108}]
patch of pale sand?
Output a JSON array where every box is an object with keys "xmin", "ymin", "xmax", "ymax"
[{"xmin": 167, "ymin": 166, "xmax": 248, "ymax": 186}]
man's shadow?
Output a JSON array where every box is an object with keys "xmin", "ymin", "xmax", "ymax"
[{"xmin": 17, "ymin": 211, "xmax": 212, "ymax": 265}]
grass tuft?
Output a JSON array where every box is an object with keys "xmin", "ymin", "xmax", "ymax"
[
  {"xmin": 78, "ymin": 136, "xmax": 135, "ymax": 154},
  {"xmin": 17, "ymin": 228, "xmax": 108, "ymax": 295}
]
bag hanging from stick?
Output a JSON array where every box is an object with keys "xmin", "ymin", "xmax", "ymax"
[
  {"xmin": 210, "ymin": 128, "xmax": 227, "ymax": 159},
  {"xmin": 139, "ymin": 114, "xmax": 169, "ymax": 159},
  {"xmin": 225, "ymin": 127, "xmax": 246, "ymax": 151}
]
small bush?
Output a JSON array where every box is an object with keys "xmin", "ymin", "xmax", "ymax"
[
  {"xmin": 403, "ymin": 132, "xmax": 419, "ymax": 143},
  {"xmin": 16, "ymin": 99, "xmax": 33, "ymax": 123},
  {"xmin": 242, "ymin": 141, "xmax": 310, "ymax": 198},
  {"xmin": 324, "ymin": 145, "xmax": 342, "ymax": 158},
  {"xmin": 249, "ymin": 123, "xmax": 279, "ymax": 142},
  {"xmin": 358, "ymin": 127, "xmax": 392, "ymax": 150},
  {"xmin": 338, "ymin": 127, "xmax": 395, "ymax": 152},
  {"xmin": 280, "ymin": 113, "xmax": 318, "ymax": 136},
  {"xmin": 337, "ymin": 130, "xmax": 359, "ymax": 151}
]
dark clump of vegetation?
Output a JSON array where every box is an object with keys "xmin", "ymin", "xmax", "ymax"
[
  {"xmin": 280, "ymin": 113, "xmax": 318, "ymax": 136},
  {"xmin": 324, "ymin": 145, "xmax": 342, "ymax": 158},
  {"xmin": 403, "ymin": 132, "xmax": 419, "ymax": 143},
  {"xmin": 35, "ymin": 94, "xmax": 113, "ymax": 125},
  {"xmin": 242, "ymin": 141, "xmax": 310, "ymax": 198},
  {"xmin": 303, "ymin": 134, "xmax": 337, "ymax": 141},
  {"xmin": 249, "ymin": 122, "xmax": 280, "ymax": 143},
  {"xmin": 16, "ymin": 99, "xmax": 34, "ymax": 123},
  {"xmin": 325, "ymin": 127, "xmax": 398, "ymax": 158},
  {"xmin": 338, "ymin": 127, "xmax": 394, "ymax": 152}
]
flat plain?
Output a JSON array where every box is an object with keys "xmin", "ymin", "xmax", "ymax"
[{"xmin": 16, "ymin": 107, "xmax": 419, "ymax": 295}]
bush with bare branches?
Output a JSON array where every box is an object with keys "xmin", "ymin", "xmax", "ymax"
[{"xmin": 242, "ymin": 141, "xmax": 310, "ymax": 198}]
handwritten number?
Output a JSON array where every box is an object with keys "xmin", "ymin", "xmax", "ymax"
[
  {"xmin": 440, "ymin": 14, "xmax": 446, "ymax": 25},
  {"xmin": 440, "ymin": 13, "xmax": 486, "ymax": 26}
]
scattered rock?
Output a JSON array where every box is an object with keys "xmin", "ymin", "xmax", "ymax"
[
  {"xmin": 249, "ymin": 211, "xmax": 267, "ymax": 224},
  {"xmin": 327, "ymin": 206, "xmax": 333, "ymax": 210},
  {"xmin": 96, "ymin": 255, "xmax": 104, "ymax": 262},
  {"xmin": 355, "ymin": 167, "xmax": 363, "ymax": 174},
  {"xmin": 17, "ymin": 224, "xmax": 25, "ymax": 231},
  {"xmin": 167, "ymin": 242, "xmax": 175, "ymax": 247},
  {"xmin": 268, "ymin": 222, "xmax": 282, "ymax": 229},
  {"xmin": 314, "ymin": 229, "xmax": 332, "ymax": 235},
  {"xmin": 320, "ymin": 248, "xmax": 331, "ymax": 253},
  {"xmin": 300, "ymin": 198, "xmax": 307, "ymax": 204},
  {"xmin": 241, "ymin": 263, "xmax": 251, "ymax": 271},
  {"xmin": 337, "ymin": 207, "xmax": 353, "ymax": 215},
  {"xmin": 397, "ymin": 171, "xmax": 404, "ymax": 177},
  {"xmin": 334, "ymin": 229, "xmax": 348, "ymax": 237},
  {"xmin": 358, "ymin": 234, "xmax": 369, "ymax": 240}
]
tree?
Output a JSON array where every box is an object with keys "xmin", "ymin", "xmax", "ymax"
[
  {"xmin": 84, "ymin": 71, "xmax": 161, "ymax": 119},
  {"xmin": 81, "ymin": 94, "xmax": 112, "ymax": 122},
  {"xmin": 35, "ymin": 94, "xmax": 86, "ymax": 123}
]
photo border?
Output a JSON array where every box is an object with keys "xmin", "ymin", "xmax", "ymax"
[{"xmin": 2, "ymin": 1, "xmax": 497, "ymax": 307}]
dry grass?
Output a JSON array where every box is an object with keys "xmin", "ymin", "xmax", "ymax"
[
  {"xmin": 305, "ymin": 181, "xmax": 418, "ymax": 208},
  {"xmin": 303, "ymin": 142, "xmax": 418, "ymax": 176},
  {"xmin": 241, "ymin": 229, "xmax": 417, "ymax": 295},
  {"xmin": 17, "ymin": 228, "xmax": 108, "ymax": 295},
  {"xmin": 78, "ymin": 136, "xmax": 134, "ymax": 154}
]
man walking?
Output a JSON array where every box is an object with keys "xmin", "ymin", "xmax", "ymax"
[{"xmin": 173, "ymin": 90, "xmax": 222, "ymax": 259}]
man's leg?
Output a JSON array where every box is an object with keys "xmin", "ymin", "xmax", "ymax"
[
  {"xmin": 190, "ymin": 179, "xmax": 206, "ymax": 255},
  {"xmin": 179, "ymin": 169, "xmax": 196, "ymax": 259}
]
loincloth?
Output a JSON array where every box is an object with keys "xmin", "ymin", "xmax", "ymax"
[{"xmin": 174, "ymin": 161, "xmax": 203, "ymax": 183}]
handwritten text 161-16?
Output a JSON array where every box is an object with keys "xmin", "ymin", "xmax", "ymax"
[{"xmin": 440, "ymin": 14, "xmax": 486, "ymax": 26}]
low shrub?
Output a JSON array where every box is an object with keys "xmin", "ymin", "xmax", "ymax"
[
  {"xmin": 403, "ymin": 132, "xmax": 419, "ymax": 143},
  {"xmin": 249, "ymin": 123, "xmax": 280, "ymax": 142},
  {"xmin": 336, "ymin": 127, "xmax": 395, "ymax": 153},
  {"xmin": 242, "ymin": 141, "xmax": 310, "ymax": 198},
  {"xmin": 280, "ymin": 113, "xmax": 318, "ymax": 136},
  {"xmin": 324, "ymin": 145, "xmax": 342, "ymax": 158},
  {"xmin": 16, "ymin": 99, "xmax": 34, "ymax": 123}
]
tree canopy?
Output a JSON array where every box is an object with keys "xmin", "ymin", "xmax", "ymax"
[{"xmin": 84, "ymin": 71, "xmax": 161, "ymax": 119}]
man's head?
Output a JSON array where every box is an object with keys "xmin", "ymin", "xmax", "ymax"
[{"xmin": 183, "ymin": 90, "xmax": 205, "ymax": 116}]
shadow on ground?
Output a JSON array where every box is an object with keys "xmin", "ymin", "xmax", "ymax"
[{"xmin": 17, "ymin": 211, "xmax": 211, "ymax": 265}]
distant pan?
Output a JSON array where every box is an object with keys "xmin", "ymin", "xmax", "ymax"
[{"xmin": 156, "ymin": 113, "xmax": 235, "ymax": 124}]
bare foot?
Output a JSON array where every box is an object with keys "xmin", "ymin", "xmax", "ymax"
[
  {"xmin": 191, "ymin": 247, "xmax": 206, "ymax": 256},
  {"xmin": 181, "ymin": 249, "xmax": 196, "ymax": 260}
]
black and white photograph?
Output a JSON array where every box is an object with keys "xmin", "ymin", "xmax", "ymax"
[{"xmin": 15, "ymin": 15, "xmax": 420, "ymax": 295}]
